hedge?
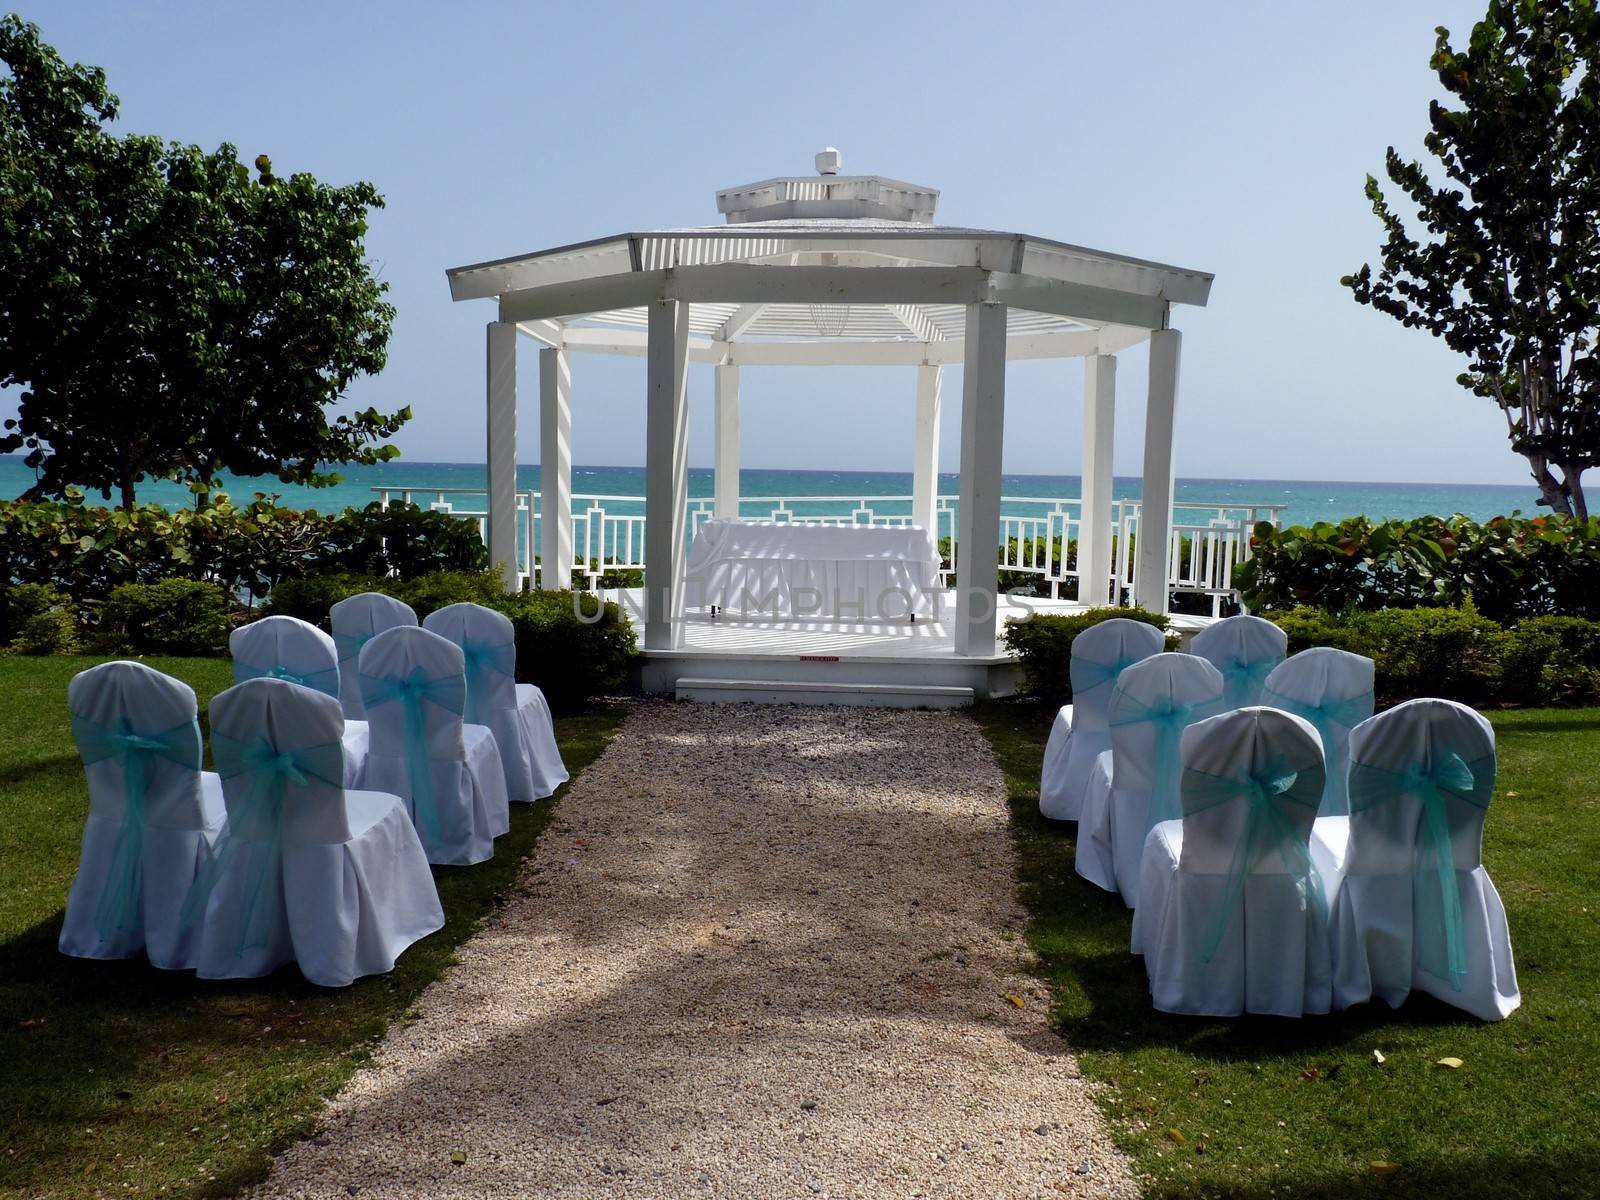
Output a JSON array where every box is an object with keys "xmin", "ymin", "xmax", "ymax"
[{"xmin": 1002, "ymin": 606, "xmax": 1176, "ymax": 709}]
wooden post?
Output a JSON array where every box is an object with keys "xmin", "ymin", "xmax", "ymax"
[
  {"xmin": 1135, "ymin": 329, "xmax": 1181, "ymax": 615},
  {"xmin": 714, "ymin": 363, "xmax": 740, "ymax": 518},
  {"xmin": 485, "ymin": 321, "xmax": 520, "ymax": 591},
  {"xmin": 912, "ymin": 364, "xmax": 943, "ymax": 535},
  {"xmin": 644, "ymin": 300, "xmax": 690, "ymax": 649},
  {"xmin": 1078, "ymin": 354, "xmax": 1116, "ymax": 606},
  {"xmin": 955, "ymin": 302, "xmax": 1007, "ymax": 656},
  {"xmin": 538, "ymin": 346, "xmax": 574, "ymax": 590}
]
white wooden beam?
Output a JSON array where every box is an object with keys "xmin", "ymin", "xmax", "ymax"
[
  {"xmin": 1134, "ymin": 330, "xmax": 1182, "ymax": 615},
  {"xmin": 991, "ymin": 276, "xmax": 1169, "ymax": 329},
  {"xmin": 955, "ymin": 302, "xmax": 1007, "ymax": 657},
  {"xmin": 515, "ymin": 319, "xmax": 564, "ymax": 349},
  {"xmin": 1078, "ymin": 355, "xmax": 1116, "ymax": 606},
  {"xmin": 485, "ymin": 322, "xmax": 520, "ymax": 591},
  {"xmin": 888, "ymin": 303, "xmax": 946, "ymax": 343},
  {"xmin": 538, "ymin": 347, "xmax": 574, "ymax": 590},
  {"xmin": 644, "ymin": 300, "xmax": 690, "ymax": 649},
  {"xmin": 912, "ymin": 365, "xmax": 943, "ymax": 534},
  {"xmin": 714, "ymin": 365, "xmax": 741, "ymax": 518},
  {"xmin": 717, "ymin": 303, "xmax": 766, "ymax": 341},
  {"xmin": 499, "ymin": 271, "xmax": 667, "ymax": 324},
  {"xmin": 664, "ymin": 264, "xmax": 990, "ymax": 306}
]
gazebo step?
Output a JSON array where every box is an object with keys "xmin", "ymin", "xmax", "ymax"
[{"xmin": 674, "ymin": 676, "xmax": 974, "ymax": 709}]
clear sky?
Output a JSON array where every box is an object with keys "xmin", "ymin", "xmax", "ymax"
[{"xmin": 4, "ymin": 0, "xmax": 1522, "ymax": 485}]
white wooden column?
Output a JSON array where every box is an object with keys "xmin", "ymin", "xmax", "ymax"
[
  {"xmin": 644, "ymin": 299, "xmax": 690, "ymax": 649},
  {"xmin": 485, "ymin": 321, "xmax": 520, "ymax": 592},
  {"xmin": 912, "ymin": 364, "xmax": 943, "ymax": 534},
  {"xmin": 538, "ymin": 346, "xmax": 574, "ymax": 590},
  {"xmin": 714, "ymin": 363, "xmax": 740, "ymax": 518},
  {"xmin": 1077, "ymin": 354, "xmax": 1116, "ymax": 606},
  {"xmin": 955, "ymin": 302, "xmax": 1007, "ymax": 657},
  {"xmin": 1134, "ymin": 329, "xmax": 1181, "ymax": 615}
]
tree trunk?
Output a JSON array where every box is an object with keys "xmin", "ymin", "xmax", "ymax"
[
  {"xmin": 119, "ymin": 462, "xmax": 136, "ymax": 511},
  {"xmin": 1563, "ymin": 465, "xmax": 1589, "ymax": 521},
  {"xmin": 1529, "ymin": 453, "xmax": 1572, "ymax": 516}
]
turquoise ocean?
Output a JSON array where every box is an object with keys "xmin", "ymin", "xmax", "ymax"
[{"xmin": 0, "ymin": 454, "xmax": 1542, "ymax": 529}]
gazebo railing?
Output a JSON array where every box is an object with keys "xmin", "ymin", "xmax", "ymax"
[{"xmin": 371, "ymin": 486, "xmax": 1284, "ymax": 606}]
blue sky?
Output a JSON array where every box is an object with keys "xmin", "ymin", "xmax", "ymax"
[{"xmin": 4, "ymin": 0, "xmax": 1521, "ymax": 484}]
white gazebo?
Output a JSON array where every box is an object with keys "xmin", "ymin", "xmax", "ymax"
[{"xmin": 445, "ymin": 151, "xmax": 1215, "ymax": 702}]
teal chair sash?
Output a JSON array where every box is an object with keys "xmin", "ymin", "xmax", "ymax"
[
  {"xmin": 1216, "ymin": 654, "xmax": 1281, "ymax": 708},
  {"xmin": 1183, "ymin": 757, "xmax": 1327, "ymax": 963},
  {"xmin": 1071, "ymin": 650, "xmax": 1150, "ymax": 702},
  {"xmin": 1348, "ymin": 750, "xmax": 1494, "ymax": 991},
  {"xmin": 1109, "ymin": 690, "xmax": 1223, "ymax": 825},
  {"xmin": 71, "ymin": 714, "xmax": 202, "ymax": 943},
  {"xmin": 332, "ymin": 632, "xmax": 372, "ymax": 667},
  {"xmin": 359, "ymin": 665, "xmax": 463, "ymax": 844},
  {"xmin": 232, "ymin": 659, "xmax": 341, "ymax": 698},
  {"xmin": 458, "ymin": 637, "xmax": 516, "ymax": 726},
  {"xmin": 182, "ymin": 733, "xmax": 344, "ymax": 953}
]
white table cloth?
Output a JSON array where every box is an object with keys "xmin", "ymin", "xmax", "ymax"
[{"xmin": 684, "ymin": 519, "xmax": 940, "ymax": 620}]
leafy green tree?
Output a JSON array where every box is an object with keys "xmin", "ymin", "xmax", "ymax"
[
  {"xmin": 1343, "ymin": 0, "xmax": 1600, "ymax": 517},
  {"xmin": 0, "ymin": 14, "xmax": 404, "ymax": 509}
]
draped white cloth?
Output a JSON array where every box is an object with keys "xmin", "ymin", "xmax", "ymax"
[
  {"xmin": 190, "ymin": 679, "xmax": 444, "ymax": 987},
  {"xmin": 422, "ymin": 602, "xmax": 569, "ymax": 802},
  {"xmin": 1190, "ymin": 615, "xmax": 1287, "ymax": 710},
  {"xmin": 330, "ymin": 592, "xmax": 417, "ymax": 720},
  {"xmin": 230, "ymin": 616, "xmax": 369, "ymax": 788},
  {"xmin": 1260, "ymin": 647, "xmax": 1375, "ymax": 817},
  {"xmin": 684, "ymin": 519, "xmax": 941, "ymax": 620},
  {"xmin": 1038, "ymin": 619, "xmax": 1165, "ymax": 821},
  {"xmin": 357, "ymin": 626, "xmax": 511, "ymax": 865},
  {"xmin": 1131, "ymin": 707, "xmax": 1336, "ymax": 1017},
  {"xmin": 58, "ymin": 662, "xmax": 226, "ymax": 969},
  {"xmin": 1318, "ymin": 699, "xmax": 1520, "ymax": 1021},
  {"xmin": 1075, "ymin": 652, "xmax": 1226, "ymax": 905}
]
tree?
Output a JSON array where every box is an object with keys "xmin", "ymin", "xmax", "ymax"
[
  {"xmin": 1343, "ymin": 0, "xmax": 1600, "ymax": 518},
  {"xmin": 0, "ymin": 15, "xmax": 404, "ymax": 509}
]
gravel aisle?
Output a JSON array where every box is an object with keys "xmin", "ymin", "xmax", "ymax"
[{"xmin": 262, "ymin": 702, "xmax": 1136, "ymax": 1199}]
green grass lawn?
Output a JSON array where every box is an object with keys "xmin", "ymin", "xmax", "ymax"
[
  {"xmin": 0, "ymin": 655, "xmax": 626, "ymax": 1199},
  {"xmin": 974, "ymin": 700, "xmax": 1600, "ymax": 1199}
]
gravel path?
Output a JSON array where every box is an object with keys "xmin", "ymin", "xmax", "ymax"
[{"xmin": 261, "ymin": 702, "xmax": 1137, "ymax": 1199}]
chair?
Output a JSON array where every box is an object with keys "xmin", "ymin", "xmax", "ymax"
[
  {"xmin": 422, "ymin": 602, "xmax": 569, "ymax": 802},
  {"xmin": 1319, "ymin": 699, "xmax": 1520, "ymax": 1021},
  {"xmin": 358, "ymin": 626, "xmax": 510, "ymax": 865},
  {"xmin": 1260, "ymin": 647, "xmax": 1375, "ymax": 817},
  {"xmin": 186, "ymin": 678, "xmax": 444, "ymax": 986},
  {"xmin": 1038, "ymin": 618, "xmax": 1165, "ymax": 821},
  {"xmin": 230, "ymin": 616, "xmax": 369, "ymax": 787},
  {"xmin": 1190, "ymin": 615, "xmax": 1287, "ymax": 710},
  {"xmin": 330, "ymin": 592, "xmax": 418, "ymax": 720},
  {"xmin": 1075, "ymin": 652, "xmax": 1226, "ymax": 905},
  {"xmin": 58, "ymin": 662, "xmax": 226, "ymax": 969},
  {"xmin": 1130, "ymin": 706, "xmax": 1334, "ymax": 1016}
]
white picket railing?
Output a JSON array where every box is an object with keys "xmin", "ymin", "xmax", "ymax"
[{"xmin": 373, "ymin": 486, "xmax": 1285, "ymax": 610}]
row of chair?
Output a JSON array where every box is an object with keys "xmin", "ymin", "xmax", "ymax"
[
  {"xmin": 57, "ymin": 598, "xmax": 569, "ymax": 988},
  {"xmin": 1037, "ymin": 615, "xmax": 1519, "ymax": 1020}
]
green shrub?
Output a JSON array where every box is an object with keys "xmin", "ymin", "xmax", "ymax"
[
  {"xmin": 1501, "ymin": 616, "xmax": 1600, "ymax": 706},
  {"xmin": 326, "ymin": 502, "xmax": 490, "ymax": 580},
  {"xmin": 395, "ymin": 570, "xmax": 506, "ymax": 619},
  {"xmin": 102, "ymin": 579, "xmax": 234, "ymax": 656},
  {"xmin": 261, "ymin": 573, "xmax": 388, "ymax": 629},
  {"xmin": 490, "ymin": 589, "xmax": 636, "ymax": 713},
  {"xmin": 1354, "ymin": 604, "xmax": 1506, "ymax": 706},
  {"xmin": 1269, "ymin": 606, "xmax": 1372, "ymax": 656},
  {"xmin": 0, "ymin": 583, "xmax": 73, "ymax": 644},
  {"xmin": 1002, "ymin": 606, "xmax": 1175, "ymax": 708},
  {"xmin": 11, "ymin": 608, "xmax": 78, "ymax": 655}
]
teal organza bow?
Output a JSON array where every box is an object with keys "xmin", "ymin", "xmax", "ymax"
[
  {"xmin": 1071, "ymin": 650, "xmax": 1151, "ymax": 702},
  {"xmin": 332, "ymin": 632, "xmax": 373, "ymax": 669},
  {"xmin": 232, "ymin": 659, "xmax": 341, "ymax": 698},
  {"xmin": 1109, "ymin": 689, "xmax": 1223, "ymax": 824},
  {"xmin": 458, "ymin": 637, "xmax": 515, "ymax": 725},
  {"xmin": 71, "ymin": 714, "xmax": 202, "ymax": 943},
  {"xmin": 1260, "ymin": 685, "xmax": 1374, "ymax": 813},
  {"xmin": 1183, "ymin": 756, "xmax": 1328, "ymax": 963},
  {"xmin": 182, "ymin": 733, "xmax": 344, "ymax": 954},
  {"xmin": 359, "ymin": 665, "xmax": 463, "ymax": 844},
  {"xmin": 1349, "ymin": 749, "xmax": 1494, "ymax": 991},
  {"xmin": 1216, "ymin": 654, "xmax": 1282, "ymax": 709}
]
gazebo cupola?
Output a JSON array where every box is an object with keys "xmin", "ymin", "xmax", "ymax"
[{"xmin": 446, "ymin": 153, "xmax": 1212, "ymax": 658}]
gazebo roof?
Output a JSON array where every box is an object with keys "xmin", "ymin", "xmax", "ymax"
[{"xmin": 445, "ymin": 154, "xmax": 1214, "ymax": 365}]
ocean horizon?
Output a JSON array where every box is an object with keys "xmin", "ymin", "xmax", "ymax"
[{"xmin": 0, "ymin": 453, "xmax": 1544, "ymax": 530}]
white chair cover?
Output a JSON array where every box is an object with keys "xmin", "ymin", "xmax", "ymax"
[
  {"xmin": 1320, "ymin": 699, "xmax": 1520, "ymax": 1021},
  {"xmin": 1261, "ymin": 647, "xmax": 1375, "ymax": 817},
  {"xmin": 1075, "ymin": 652, "xmax": 1225, "ymax": 905},
  {"xmin": 1131, "ymin": 706, "xmax": 1335, "ymax": 1016},
  {"xmin": 59, "ymin": 662, "xmax": 226, "ymax": 969},
  {"xmin": 330, "ymin": 592, "xmax": 417, "ymax": 720},
  {"xmin": 422, "ymin": 602, "xmax": 569, "ymax": 802},
  {"xmin": 358, "ymin": 626, "xmax": 511, "ymax": 865},
  {"xmin": 1190, "ymin": 615, "xmax": 1287, "ymax": 710},
  {"xmin": 231, "ymin": 616, "xmax": 369, "ymax": 788},
  {"xmin": 1039, "ymin": 619, "xmax": 1165, "ymax": 820},
  {"xmin": 188, "ymin": 678, "xmax": 444, "ymax": 987}
]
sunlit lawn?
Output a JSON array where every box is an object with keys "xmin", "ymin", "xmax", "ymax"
[
  {"xmin": 0, "ymin": 655, "xmax": 625, "ymax": 1199},
  {"xmin": 974, "ymin": 700, "xmax": 1600, "ymax": 1200}
]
